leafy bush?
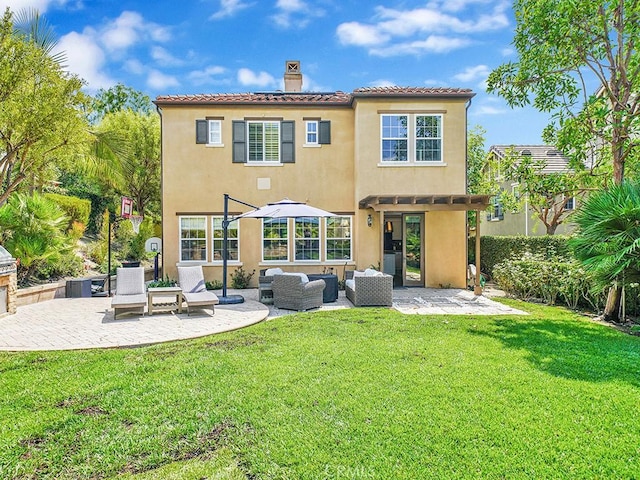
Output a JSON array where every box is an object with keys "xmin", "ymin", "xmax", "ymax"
[
  {"xmin": 230, "ymin": 267, "xmax": 255, "ymax": 289},
  {"xmin": 470, "ymin": 235, "xmax": 572, "ymax": 276},
  {"xmin": 44, "ymin": 193, "xmax": 91, "ymax": 233},
  {"xmin": 492, "ymin": 255, "xmax": 608, "ymax": 311},
  {"xmin": 206, "ymin": 280, "xmax": 223, "ymax": 290},
  {"xmin": 0, "ymin": 193, "xmax": 77, "ymax": 285}
]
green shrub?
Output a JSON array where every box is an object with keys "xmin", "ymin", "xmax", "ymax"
[
  {"xmin": 147, "ymin": 276, "xmax": 177, "ymax": 288},
  {"xmin": 470, "ymin": 235, "xmax": 572, "ymax": 277},
  {"xmin": 44, "ymin": 193, "xmax": 91, "ymax": 233},
  {"xmin": 206, "ymin": 280, "xmax": 223, "ymax": 290},
  {"xmin": 230, "ymin": 267, "xmax": 255, "ymax": 289},
  {"xmin": 492, "ymin": 255, "xmax": 608, "ymax": 311}
]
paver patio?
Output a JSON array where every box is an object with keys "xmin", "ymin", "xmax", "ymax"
[{"xmin": 0, "ymin": 287, "xmax": 525, "ymax": 351}]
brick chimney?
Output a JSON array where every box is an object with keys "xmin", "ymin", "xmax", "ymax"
[{"xmin": 284, "ymin": 60, "xmax": 302, "ymax": 92}]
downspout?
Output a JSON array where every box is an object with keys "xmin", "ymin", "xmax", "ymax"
[{"xmin": 155, "ymin": 104, "xmax": 164, "ymax": 278}]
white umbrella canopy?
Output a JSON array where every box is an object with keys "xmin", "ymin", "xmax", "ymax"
[{"xmin": 239, "ymin": 198, "xmax": 336, "ymax": 219}]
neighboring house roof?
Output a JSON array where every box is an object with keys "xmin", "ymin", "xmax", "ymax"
[
  {"xmin": 154, "ymin": 87, "xmax": 475, "ymax": 106},
  {"xmin": 489, "ymin": 145, "xmax": 571, "ymax": 174}
]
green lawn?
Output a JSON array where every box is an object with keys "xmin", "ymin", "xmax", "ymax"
[{"xmin": 2, "ymin": 299, "xmax": 640, "ymax": 479}]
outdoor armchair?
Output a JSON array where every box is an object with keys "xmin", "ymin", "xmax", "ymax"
[
  {"xmin": 345, "ymin": 269, "xmax": 393, "ymax": 307},
  {"xmin": 271, "ymin": 273, "xmax": 325, "ymax": 311},
  {"xmin": 111, "ymin": 267, "xmax": 147, "ymax": 319},
  {"xmin": 177, "ymin": 265, "xmax": 219, "ymax": 315}
]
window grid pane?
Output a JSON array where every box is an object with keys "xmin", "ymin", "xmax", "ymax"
[
  {"xmin": 212, "ymin": 216, "xmax": 238, "ymax": 261},
  {"xmin": 415, "ymin": 115, "xmax": 442, "ymax": 162},
  {"xmin": 295, "ymin": 217, "xmax": 320, "ymax": 260},
  {"xmin": 382, "ymin": 115, "xmax": 408, "ymax": 162},
  {"xmin": 306, "ymin": 121, "xmax": 318, "ymax": 144},
  {"xmin": 263, "ymin": 218, "xmax": 288, "ymax": 261},
  {"xmin": 326, "ymin": 216, "xmax": 352, "ymax": 260},
  {"xmin": 208, "ymin": 120, "xmax": 221, "ymax": 144},
  {"xmin": 180, "ymin": 217, "xmax": 206, "ymax": 261}
]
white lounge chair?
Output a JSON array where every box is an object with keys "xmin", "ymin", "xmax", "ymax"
[
  {"xmin": 111, "ymin": 267, "xmax": 147, "ymax": 319},
  {"xmin": 177, "ymin": 265, "xmax": 219, "ymax": 315}
]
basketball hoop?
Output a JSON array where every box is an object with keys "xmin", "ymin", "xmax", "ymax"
[{"xmin": 129, "ymin": 215, "xmax": 143, "ymax": 234}]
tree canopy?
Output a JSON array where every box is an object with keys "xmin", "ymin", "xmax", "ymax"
[
  {"xmin": 0, "ymin": 8, "xmax": 89, "ymax": 205},
  {"xmin": 487, "ymin": 0, "xmax": 640, "ymax": 184}
]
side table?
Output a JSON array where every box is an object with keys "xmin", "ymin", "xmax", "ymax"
[
  {"xmin": 148, "ymin": 287, "xmax": 183, "ymax": 315},
  {"xmin": 307, "ymin": 274, "xmax": 338, "ymax": 303}
]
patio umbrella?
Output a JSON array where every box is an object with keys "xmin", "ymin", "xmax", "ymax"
[
  {"xmin": 238, "ymin": 198, "xmax": 336, "ymax": 219},
  {"xmin": 220, "ymin": 197, "xmax": 336, "ymax": 304}
]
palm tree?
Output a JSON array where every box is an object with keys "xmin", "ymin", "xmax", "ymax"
[{"xmin": 569, "ymin": 181, "xmax": 640, "ymax": 321}]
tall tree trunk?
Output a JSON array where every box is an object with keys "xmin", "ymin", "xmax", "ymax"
[{"xmin": 602, "ymin": 286, "xmax": 621, "ymax": 322}]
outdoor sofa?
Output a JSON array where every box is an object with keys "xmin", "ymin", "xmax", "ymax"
[{"xmin": 345, "ymin": 269, "xmax": 393, "ymax": 307}]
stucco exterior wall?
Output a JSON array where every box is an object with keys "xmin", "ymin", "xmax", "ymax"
[{"xmin": 159, "ymin": 90, "xmax": 474, "ymax": 289}]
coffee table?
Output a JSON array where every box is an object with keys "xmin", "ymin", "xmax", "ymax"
[
  {"xmin": 147, "ymin": 287, "xmax": 183, "ymax": 315},
  {"xmin": 307, "ymin": 274, "xmax": 339, "ymax": 303}
]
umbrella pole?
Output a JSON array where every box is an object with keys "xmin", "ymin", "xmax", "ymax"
[{"xmin": 219, "ymin": 194, "xmax": 258, "ymax": 305}]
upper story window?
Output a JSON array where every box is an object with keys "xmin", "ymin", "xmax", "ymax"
[
  {"xmin": 212, "ymin": 216, "xmax": 239, "ymax": 262},
  {"xmin": 208, "ymin": 120, "xmax": 222, "ymax": 145},
  {"xmin": 381, "ymin": 114, "xmax": 443, "ymax": 164},
  {"xmin": 180, "ymin": 216, "xmax": 207, "ymax": 261},
  {"xmin": 305, "ymin": 121, "xmax": 318, "ymax": 145},
  {"xmin": 563, "ymin": 195, "xmax": 575, "ymax": 210},
  {"xmin": 248, "ymin": 121, "xmax": 280, "ymax": 162},
  {"xmin": 195, "ymin": 119, "xmax": 223, "ymax": 146}
]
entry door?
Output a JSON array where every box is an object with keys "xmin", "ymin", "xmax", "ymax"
[{"xmin": 403, "ymin": 214, "xmax": 424, "ymax": 286}]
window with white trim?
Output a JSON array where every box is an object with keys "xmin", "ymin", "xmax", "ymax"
[
  {"xmin": 381, "ymin": 114, "xmax": 443, "ymax": 163},
  {"xmin": 295, "ymin": 217, "xmax": 320, "ymax": 261},
  {"xmin": 325, "ymin": 216, "xmax": 352, "ymax": 261},
  {"xmin": 263, "ymin": 218, "xmax": 288, "ymax": 261},
  {"xmin": 180, "ymin": 216, "xmax": 207, "ymax": 261},
  {"xmin": 487, "ymin": 195, "xmax": 504, "ymax": 221},
  {"xmin": 563, "ymin": 195, "xmax": 575, "ymax": 210},
  {"xmin": 248, "ymin": 121, "xmax": 280, "ymax": 162},
  {"xmin": 305, "ymin": 121, "xmax": 318, "ymax": 145},
  {"xmin": 381, "ymin": 114, "xmax": 408, "ymax": 162},
  {"xmin": 212, "ymin": 216, "xmax": 238, "ymax": 261},
  {"xmin": 208, "ymin": 120, "xmax": 222, "ymax": 145}
]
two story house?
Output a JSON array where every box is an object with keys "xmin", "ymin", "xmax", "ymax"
[{"xmin": 155, "ymin": 61, "xmax": 489, "ymax": 289}]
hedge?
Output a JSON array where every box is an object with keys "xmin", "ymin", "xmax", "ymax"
[
  {"xmin": 469, "ymin": 235, "xmax": 573, "ymax": 277},
  {"xmin": 44, "ymin": 193, "xmax": 91, "ymax": 231}
]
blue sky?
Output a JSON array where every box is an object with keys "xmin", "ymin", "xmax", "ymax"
[{"xmin": 1, "ymin": 0, "xmax": 552, "ymax": 148}]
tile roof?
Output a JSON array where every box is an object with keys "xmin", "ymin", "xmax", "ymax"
[
  {"xmin": 154, "ymin": 87, "xmax": 475, "ymax": 106},
  {"xmin": 154, "ymin": 91, "xmax": 352, "ymax": 106},
  {"xmin": 489, "ymin": 145, "xmax": 571, "ymax": 174},
  {"xmin": 352, "ymin": 86, "xmax": 475, "ymax": 98}
]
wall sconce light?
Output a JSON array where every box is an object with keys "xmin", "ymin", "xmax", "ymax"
[
  {"xmin": 384, "ymin": 220, "xmax": 393, "ymax": 233},
  {"xmin": 367, "ymin": 214, "xmax": 373, "ymax": 227}
]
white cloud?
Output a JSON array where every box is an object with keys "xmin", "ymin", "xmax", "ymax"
[
  {"xmin": 210, "ymin": 0, "xmax": 252, "ymax": 20},
  {"xmin": 336, "ymin": 22, "xmax": 388, "ymax": 47},
  {"xmin": 472, "ymin": 104, "xmax": 507, "ymax": 115},
  {"xmin": 371, "ymin": 36, "xmax": 471, "ymax": 57},
  {"xmin": 237, "ymin": 68, "xmax": 276, "ymax": 88},
  {"xmin": 337, "ymin": 1, "xmax": 509, "ymax": 57},
  {"xmin": 54, "ymin": 30, "xmax": 113, "ymax": 91},
  {"xmin": 150, "ymin": 46, "xmax": 183, "ymax": 67},
  {"xmin": 271, "ymin": 0, "xmax": 324, "ymax": 29},
  {"xmin": 0, "ymin": 0, "xmax": 72, "ymax": 13},
  {"xmin": 188, "ymin": 65, "xmax": 227, "ymax": 85},
  {"xmin": 147, "ymin": 69, "xmax": 179, "ymax": 90},
  {"xmin": 454, "ymin": 64, "xmax": 491, "ymax": 83},
  {"xmin": 369, "ymin": 79, "xmax": 396, "ymax": 88}
]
